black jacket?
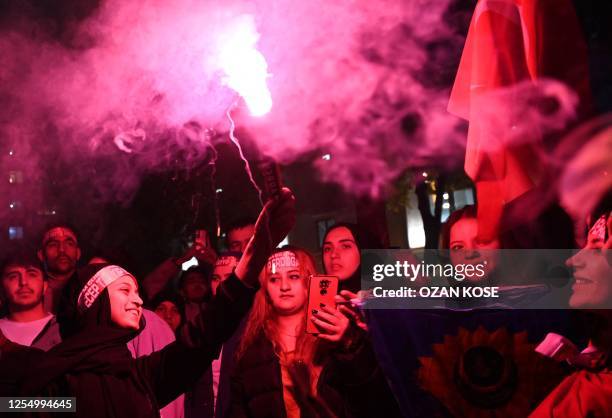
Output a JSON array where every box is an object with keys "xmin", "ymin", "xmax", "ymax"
[
  {"xmin": 228, "ymin": 328, "xmax": 402, "ymax": 418},
  {"xmin": 0, "ymin": 274, "xmax": 256, "ymax": 418}
]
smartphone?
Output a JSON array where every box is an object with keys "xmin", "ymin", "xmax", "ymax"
[
  {"xmin": 257, "ymin": 158, "xmax": 283, "ymax": 200},
  {"xmin": 306, "ymin": 275, "xmax": 339, "ymax": 334},
  {"xmin": 194, "ymin": 229, "xmax": 209, "ymax": 250}
]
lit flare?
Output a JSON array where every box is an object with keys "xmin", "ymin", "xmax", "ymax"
[{"xmin": 218, "ymin": 15, "xmax": 272, "ymax": 117}]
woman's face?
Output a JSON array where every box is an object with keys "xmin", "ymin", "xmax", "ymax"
[
  {"xmin": 265, "ymin": 251, "xmax": 308, "ymax": 316},
  {"xmin": 567, "ymin": 218, "xmax": 612, "ymax": 308},
  {"xmin": 107, "ymin": 275, "xmax": 143, "ymax": 330},
  {"xmin": 322, "ymin": 227, "xmax": 360, "ymax": 281},
  {"xmin": 449, "ymin": 218, "xmax": 500, "ymax": 282},
  {"xmin": 155, "ymin": 301, "xmax": 181, "ymax": 331}
]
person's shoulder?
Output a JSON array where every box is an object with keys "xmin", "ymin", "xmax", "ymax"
[
  {"xmin": 131, "ymin": 309, "xmax": 175, "ymax": 355},
  {"xmin": 142, "ymin": 309, "xmax": 174, "ymax": 336},
  {"xmin": 141, "ymin": 309, "xmax": 159, "ymax": 321}
]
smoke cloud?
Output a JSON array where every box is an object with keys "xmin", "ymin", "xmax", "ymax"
[
  {"xmin": 2, "ymin": 0, "xmax": 471, "ymax": 203},
  {"xmin": 471, "ymin": 79, "xmax": 579, "ymax": 153}
]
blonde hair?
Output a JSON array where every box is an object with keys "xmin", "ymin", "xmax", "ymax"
[{"xmin": 235, "ymin": 246, "xmax": 321, "ymax": 364}]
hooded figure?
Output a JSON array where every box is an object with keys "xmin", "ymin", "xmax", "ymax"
[{"xmin": 0, "ymin": 263, "xmax": 258, "ymax": 418}]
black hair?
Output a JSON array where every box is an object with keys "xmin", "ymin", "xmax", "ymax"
[
  {"xmin": 0, "ymin": 247, "xmax": 45, "ymax": 278},
  {"xmin": 322, "ymin": 222, "xmax": 382, "ymax": 250},
  {"xmin": 150, "ymin": 290, "xmax": 186, "ymax": 330},
  {"xmin": 178, "ymin": 265, "xmax": 212, "ymax": 301},
  {"xmin": 180, "ymin": 265, "xmax": 210, "ymax": 281},
  {"xmin": 86, "ymin": 247, "xmax": 134, "ymax": 272},
  {"xmin": 39, "ymin": 221, "xmax": 80, "ymax": 247},
  {"xmin": 225, "ymin": 217, "xmax": 257, "ymax": 236}
]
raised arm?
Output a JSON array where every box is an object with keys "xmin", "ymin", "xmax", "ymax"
[
  {"xmin": 142, "ymin": 245, "xmax": 217, "ymax": 302},
  {"xmin": 137, "ymin": 188, "xmax": 296, "ymax": 406}
]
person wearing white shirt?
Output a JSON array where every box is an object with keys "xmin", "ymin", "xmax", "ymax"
[{"xmin": 0, "ymin": 253, "xmax": 60, "ymax": 351}]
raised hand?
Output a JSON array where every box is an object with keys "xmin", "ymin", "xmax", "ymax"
[
  {"xmin": 334, "ymin": 290, "xmax": 369, "ymax": 331},
  {"xmin": 177, "ymin": 245, "xmax": 218, "ymax": 267},
  {"xmin": 235, "ymin": 188, "xmax": 296, "ymax": 287},
  {"xmin": 252, "ymin": 187, "xmax": 296, "ymax": 251}
]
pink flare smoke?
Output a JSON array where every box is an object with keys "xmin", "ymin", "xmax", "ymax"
[{"xmin": 0, "ymin": 0, "xmax": 468, "ymax": 202}]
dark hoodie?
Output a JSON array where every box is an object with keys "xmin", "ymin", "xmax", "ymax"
[{"xmin": 0, "ymin": 263, "xmax": 257, "ymax": 418}]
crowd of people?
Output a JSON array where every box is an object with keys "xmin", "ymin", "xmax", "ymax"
[
  {"xmin": 0, "ymin": 188, "xmax": 405, "ymax": 418},
  {"xmin": 1, "ymin": 1, "xmax": 611, "ymax": 414},
  {"xmin": 0, "ymin": 178, "xmax": 610, "ymax": 417}
]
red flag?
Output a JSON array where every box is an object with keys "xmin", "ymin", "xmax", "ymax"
[{"xmin": 449, "ymin": 0, "xmax": 591, "ymax": 241}]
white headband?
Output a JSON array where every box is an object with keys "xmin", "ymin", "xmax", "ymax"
[
  {"xmin": 215, "ymin": 256, "xmax": 238, "ymax": 267},
  {"xmin": 77, "ymin": 265, "xmax": 133, "ymax": 311},
  {"xmin": 267, "ymin": 251, "xmax": 298, "ymax": 274}
]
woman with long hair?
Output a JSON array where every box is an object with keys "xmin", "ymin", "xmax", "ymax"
[
  {"xmin": 230, "ymin": 246, "xmax": 401, "ymax": 418},
  {"xmin": 0, "ymin": 189, "xmax": 296, "ymax": 418}
]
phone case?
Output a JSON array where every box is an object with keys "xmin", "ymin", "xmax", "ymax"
[{"xmin": 306, "ymin": 275, "xmax": 339, "ymax": 334}]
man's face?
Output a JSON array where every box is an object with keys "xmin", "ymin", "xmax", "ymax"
[
  {"xmin": 181, "ymin": 272, "xmax": 208, "ymax": 302},
  {"xmin": 38, "ymin": 227, "xmax": 81, "ymax": 275},
  {"xmin": 567, "ymin": 216, "xmax": 612, "ymax": 308},
  {"xmin": 211, "ymin": 256, "xmax": 239, "ymax": 296},
  {"xmin": 1, "ymin": 264, "xmax": 47, "ymax": 311},
  {"xmin": 227, "ymin": 224, "xmax": 255, "ymax": 253}
]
